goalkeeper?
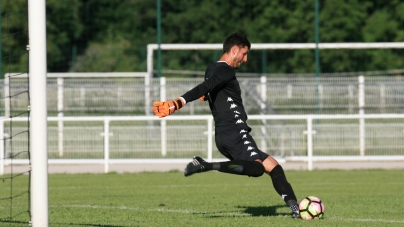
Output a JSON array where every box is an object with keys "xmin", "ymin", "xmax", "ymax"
[{"xmin": 152, "ymin": 33, "xmax": 300, "ymax": 218}]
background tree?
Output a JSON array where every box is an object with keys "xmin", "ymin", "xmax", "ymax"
[
  {"xmin": 2, "ymin": 0, "xmax": 404, "ymax": 76},
  {"xmin": 46, "ymin": 0, "xmax": 83, "ymax": 72}
]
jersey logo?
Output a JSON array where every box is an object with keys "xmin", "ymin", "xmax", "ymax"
[
  {"xmin": 235, "ymin": 119, "xmax": 244, "ymax": 124},
  {"xmin": 247, "ymin": 146, "xmax": 255, "ymax": 151},
  {"xmin": 244, "ymin": 141, "xmax": 251, "ymax": 145},
  {"xmin": 250, "ymin": 151, "xmax": 258, "ymax": 156},
  {"xmin": 242, "ymin": 134, "xmax": 247, "ymax": 139},
  {"xmin": 240, "ymin": 129, "xmax": 247, "ymax": 133},
  {"xmin": 282, "ymin": 194, "xmax": 287, "ymax": 199},
  {"xmin": 230, "ymin": 103, "xmax": 237, "ymax": 109},
  {"xmin": 227, "ymin": 97, "xmax": 234, "ymax": 102}
]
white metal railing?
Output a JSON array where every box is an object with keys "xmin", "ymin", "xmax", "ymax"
[
  {"xmin": 6, "ymin": 74, "xmax": 404, "ymax": 118},
  {"xmin": 1, "ymin": 114, "xmax": 404, "ymax": 174},
  {"xmin": 3, "ymin": 72, "xmax": 148, "ymax": 117}
]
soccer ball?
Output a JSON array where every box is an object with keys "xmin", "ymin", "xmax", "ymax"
[{"xmin": 298, "ymin": 196, "xmax": 325, "ymax": 220}]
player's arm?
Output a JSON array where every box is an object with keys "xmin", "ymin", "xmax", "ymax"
[
  {"xmin": 182, "ymin": 66, "xmax": 235, "ymax": 103},
  {"xmin": 152, "ymin": 97, "xmax": 185, "ymax": 118},
  {"xmin": 153, "ymin": 66, "xmax": 233, "ymax": 117},
  {"xmin": 152, "ymin": 77, "xmax": 215, "ymax": 118}
]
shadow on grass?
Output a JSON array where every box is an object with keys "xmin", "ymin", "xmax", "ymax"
[
  {"xmin": 238, "ymin": 205, "xmax": 290, "ymax": 217},
  {"xmin": 197, "ymin": 205, "xmax": 290, "ymax": 218}
]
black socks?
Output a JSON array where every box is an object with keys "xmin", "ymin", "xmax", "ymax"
[
  {"xmin": 287, "ymin": 200, "xmax": 299, "ymax": 214},
  {"xmin": 269, "ymin": 165, "xmax": 298, "ymax": 207}
]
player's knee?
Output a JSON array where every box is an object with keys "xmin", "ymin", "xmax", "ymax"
[{"xmin": 248, "ymin": 161, "xmax": 265, "ymax": 177}]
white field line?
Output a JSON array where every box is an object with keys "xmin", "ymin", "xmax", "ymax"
[
  {"xmin": 329, "ymin": 216, "xmax": 404, "ymax": 224},
  {"xmin": 53, "ymin": 204, "xmax": 404, "ymax": 223},
  {"xmin": 52, "ymin": 204, "xmax": 252, "ymax": 217}
]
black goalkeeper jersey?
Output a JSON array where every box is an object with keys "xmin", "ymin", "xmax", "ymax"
[{"xmin": 181, "ymin": 61, "xmax": 251, "ymax": 134}]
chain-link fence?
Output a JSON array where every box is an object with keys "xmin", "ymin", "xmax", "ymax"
[
  {"xmin": 1, "ymin": 75, "xmax": 404, "ymax": 171},
  {"xmin": 5, "ymin": 75, "xmax": 404, "ymax": 116}
]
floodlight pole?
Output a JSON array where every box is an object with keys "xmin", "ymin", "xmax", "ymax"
[{"xmin": 29, "ymin": 0, "xmax": 49, "ymax": 226}]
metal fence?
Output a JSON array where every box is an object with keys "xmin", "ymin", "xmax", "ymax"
[
  {"xmin": 3, "ymin": 74, "xmax": 404, "ymax": 116},
  {"xmin": 2, "ymin": 74, "xmax": 404, "ymax": 173},
  {"xmin": 1, "ymin": 114, "xmax": 404, "ymax": 174}
]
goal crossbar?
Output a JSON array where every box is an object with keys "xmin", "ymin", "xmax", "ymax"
[
  {"xmin": 147, "ymin": 42, "xmax": 404, "ymax": 51},
  {"xmin": 4, "ymin": 72, "xmax": 147, "ymax": 78}
]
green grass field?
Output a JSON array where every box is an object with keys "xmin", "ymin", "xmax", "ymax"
[{"xmin": 1, "ymin": 169, "xmax": 404, "ymax": 226}]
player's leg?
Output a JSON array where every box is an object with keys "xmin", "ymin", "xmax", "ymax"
[
  {"xmin": 184, "ymin": 129, "xmax": 299, "ymax": 217},
  {"xmin": 234, "ymin": 132, "xmax": 299, "ymax": 218},
  {"xmin": 218, "ymin": 129, "xmax": 299, "ymax": 218},
  {"xmin": 263, "ymin": 156, "xmax": 299, "ymax": 218},
  {"xmin": 184, "ymin": 129, "xmax": 266, "ymax": 177},
  {"xmin": 184, "ymin": 155, "xmax": 299, "ymax": 218},
  {"xmin": 184, "ymin": 155, "xmax": 264, "ymax": 177}
]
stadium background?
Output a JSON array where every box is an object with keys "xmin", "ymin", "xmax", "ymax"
[
  {"xmin": 3, "ymin": 0, "xmax": 404, "ymax": 75},
  {"xmin": 2, "ymin": 0, "xmax": 404, "ymax": 173},
  {"xmin": 2, "ymin": 1, "xmax": 404, "ymax": 226}
]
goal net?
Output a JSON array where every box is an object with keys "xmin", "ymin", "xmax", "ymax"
[{"xmin": 0, "ymin": 0, "xmax": 31, "ymax": 225}]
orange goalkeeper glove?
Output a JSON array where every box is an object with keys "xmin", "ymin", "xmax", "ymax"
[{"xmin": 152, "ymin": 98, "xmax": 185, "ymax": 118}]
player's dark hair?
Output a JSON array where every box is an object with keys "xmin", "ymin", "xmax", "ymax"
[{"xmin": 223, "ymin": 33, "xmax": 251, "ymax": 53}]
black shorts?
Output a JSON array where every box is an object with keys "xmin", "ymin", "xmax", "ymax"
[{"xmin": 215, "ymin": 129, "xmax": 269, "ymax": 162}]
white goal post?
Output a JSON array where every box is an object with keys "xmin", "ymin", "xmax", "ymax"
[{"xmin": 29, "ymin": 0, "xmax": 48, "ymax": 226}]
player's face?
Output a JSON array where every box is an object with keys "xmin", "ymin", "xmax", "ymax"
[{"xmin": 232, "ymin": 46, "xmax": 249, "ymax": 69}]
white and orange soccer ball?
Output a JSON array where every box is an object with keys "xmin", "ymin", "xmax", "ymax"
[{"xmin": 298, "ymin": 196, "xmax": 325, "ymax": 220}]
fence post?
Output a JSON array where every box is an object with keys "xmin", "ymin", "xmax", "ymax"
[
  {"xmin": 260, "ymin": 76, "xmax": 267, "ymax": 153},
  {"xmin": 280, "ymin": 133, "xmax": 285, "ymax": 157},
  {"xmin": 207, "ymin": 117, "xmax": 213, "ymax": 162},
  {"xmin": 317, "ymin": 84, "xmax": 323, "ymax": 112},
  {"xmin": 0, "ymin": 120, "xmax": 4, "ymax": 175},
  {"xmin": 307, "ymin": 117, "xmax": 313, "ymax": 171},
  {"xmin": 287, "ymin": 84, "xmax": 292, "ymax": 99},
  {"xmin": 146, "ymin": 45, "xmax": 153, "ymax": 117},
  {"xmin": 4, "ymin": 76, "xmax": 9, "ymax": 117},
  {"xmin": 104, "ymin": 118, "xmax": 110, "ymax": 173},
  {"xmin": 380, "ymin": 84, "xmax": 385, "ymax": 113},
  {"xmin": 80, "ymin": 87, "xmax": 86, "ymax": 107},
  {"xmin": 358, "ymin": 75, "xmax": 365, "ymax": 156},
  {"xmin": 291, "ymin": 131, "xmax": 295, "ymax": 156},
  {"xmin": 160, "ymin": 77, "xmax": 167, "ymax": 156},
  {"xmin": 57, "ymin": 77, "xmax": 64, "ymax": 157},
  {"xmin": 348, "ymin": 84, "xmax": 354, "ymax": 113}
]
